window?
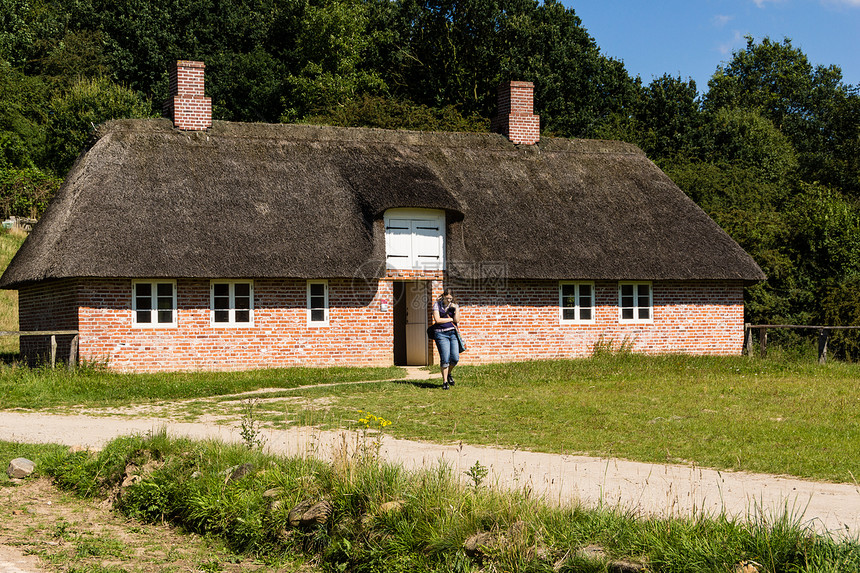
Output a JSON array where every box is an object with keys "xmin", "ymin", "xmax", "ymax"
[
  {"xmin": 307, "ymin": 280, "xmax": 329, "ymax": 325},
  {"xmin": 619, "ymin": 282, "xmax": 652, "ymax": 322},
  {"xmin": 133, "ymin": 280, "xmax": 177, "ymax": 327},
  {"xmin": 384, "ymin": 209, "xmax": 445, "ymax": 270},
  {"xmin": 211, "ymin": 281, "xmax": 253, "ymax": 326},
  {"xmin": 559, "ymin": 282, "xmax": 594, "ymax": 323}
]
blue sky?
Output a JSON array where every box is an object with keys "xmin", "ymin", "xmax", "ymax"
[{"xmin": 566, "ymin": 0, "xmax": 860, "ymax": 93}]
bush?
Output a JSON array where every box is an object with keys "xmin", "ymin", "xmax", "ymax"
[
  {"xmin": 0, "ymin": 166, "xmax": 61, "ymax": 218},
  {"xmin": 821, "ymin": 275, "xmax": 860, "ymax": 361},
  {"xmin": 301, "ymin": 95, "xmax": 488, "ymax": 133},
  {"xmin": 44, "ymin": 77, "xmax": 155, "ymax": 175}
]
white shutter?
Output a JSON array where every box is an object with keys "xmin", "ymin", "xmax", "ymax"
[
  {"xmin": 384, "ymin": 210, "xmax": 445, "ymax": 270},
  {"xmin": 386, "ymin": 219, "xmax": 412, "ymax": 268},
  {"xmin": 413, "ymin": 219, "xmax": 442, "ymax": 269}
]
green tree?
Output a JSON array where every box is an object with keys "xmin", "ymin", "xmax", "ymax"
[
  {"xmin": 0, "ymin": 61, "xmax": 50, "ymax": 170},
  {"xmin": 37, "ymin": 29, "xmax": 112, "ymax": 90},
  {"xmin": 702, "ymin": 107, "xmax": 798, "ymax": 185},
  {"xmin": 302, "ymin": 94, "xmax": 487, "ymax": 131},
  {"xmin": 44, "ymin": 77, "xmax": 156, "ymax": 174},
  {"xmin": 498, "ymin": 0, "xmax": 641, "ymax": 137},
  {"xmin": 0, "ymin": 0, "xmax": 68, "ymax": 68},
  {"xmin": 821, "ymin": 276, "xmax": 860, "ymax": 360},
  {"xmin": 592, "ymin": 74, "xmax": 702, "ymax": 160},
  {"xmin": 282, "ymin": 0, "xmax": 386, "ymax": 121},
  {"xmin": 0, "ymin": 167, "xmax": 61, "ymax": 218},
  {"xmin": 638, "ymin": 74, "xmax": 701, "ymax": 159},
  {"xmin": 376, "ymin": 0, "xmax": 640, "ymax": 137},
  {"xmin": 705, "ymin": 36, "xmax": 858, "ymax": 196},
  {"xmin": 786, "ymin": 183, "xmax": 860, "ymax": 288},
  {"xmin": 208, "ymin": 49, "xmax": 286, "ymax": 123}
]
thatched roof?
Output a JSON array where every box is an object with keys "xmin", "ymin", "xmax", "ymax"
[{"xmin": 0, "ymin": 119, "xmax": 764, "ymax": 288}]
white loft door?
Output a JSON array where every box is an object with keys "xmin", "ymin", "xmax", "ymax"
[
  {"xmin": 413, "ymin": 219, "xmax": 442, "ymax": 269},
  {"xmin": 384, "ymin": 209, "xmax": 445, "ymax": 270},
  {"xmin": 405, "ymin": 282, "xmax": 428, "ymax": 365}
]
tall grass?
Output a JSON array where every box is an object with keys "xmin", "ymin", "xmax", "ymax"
[
  {"xmin": 36, "ymin": 433, "xmax": 860, "ymax": 573},
  {"xmin": 0, "ymin": 229, "xmax": 26, "ymax": 353}
]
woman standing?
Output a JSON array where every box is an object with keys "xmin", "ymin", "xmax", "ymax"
[{"xmin": 430, "ymin": 288, "xmax": 460, "ymax": 390}]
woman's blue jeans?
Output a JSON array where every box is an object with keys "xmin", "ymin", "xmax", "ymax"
[{"xmin": 433, "ymin": 329, "xmax": 460, "ymax": 368}]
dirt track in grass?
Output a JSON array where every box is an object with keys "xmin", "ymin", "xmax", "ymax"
[
  {"xmin": 1, "ymin": 367, "xmax": 859, "ymax": 573},
  {"xmin": 0, "ymin": 477, "xmax": 303, "ymax": 573}
]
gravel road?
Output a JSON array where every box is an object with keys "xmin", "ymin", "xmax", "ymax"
[{"xmin": 2, "ymin": 408, "xmax": 858, "ymax": 540}]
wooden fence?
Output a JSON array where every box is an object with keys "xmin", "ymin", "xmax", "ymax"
[
  {"xmin": 744, "ymin": 324, "xmax": 860, "ymax": 364},
  {"xmin": 0, "ymin": 330, "xmax": 79, "ymax": 369}
]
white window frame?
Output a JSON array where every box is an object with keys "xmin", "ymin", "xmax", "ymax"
[
  {"xmin": 559, "ymin": 281, "xmax": 595, "ymax": 323},
  {"xmin": 132, "ymin": 280, "xmax": 177, "ymax": 328},
  {"xmin": 307, "ymin": 280, "xmax": 329, "ymax": 326},
  {"xmin": 618, "ymin": 282, "xmax": 653, "ymax": 323},
  {"xmin": 384, "ymin": 208, "xmax": 446, "ymax": 271},
  {"xmin": 210, "ymin": 280, "xmax": 254, "ymax": 327}
]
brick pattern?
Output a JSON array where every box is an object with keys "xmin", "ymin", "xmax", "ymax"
[
  {"xmin": 384, "ymin": 269, "xmax": 445, "ymax": 281},
  {"xmin": 451, "ymin": 280, "xmax": 745, "ymax": 362},
  {"xmin": 164, "ymin": 60, "xmax": 212, "ymax": 131},
  {"xmin": 17, "ymin": 278, "xmax": 745, "ymax": 372},
  {"xmin": 491, "ymin": 81, "xmax": 540, "ymax": 145},
  {"xmin": 72, "ymin": 278, "xmax": 392, "ymax": 371}
]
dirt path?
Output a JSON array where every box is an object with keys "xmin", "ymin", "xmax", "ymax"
[
  {"xmin": 2, "ymin": 367, "xmax": 859, "ymax": 553},
  {"xmin": 0, "ymin": 478, "xmax": 289, "ymax": 573}
]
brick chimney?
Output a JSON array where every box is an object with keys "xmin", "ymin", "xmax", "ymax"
[
  {"xmin": 491, "ymin": 81, "xmax": 540, "ymax": 145},
  {"xmin": 164, "ymin": 60, "xmax": 212, "ymax": 131}
]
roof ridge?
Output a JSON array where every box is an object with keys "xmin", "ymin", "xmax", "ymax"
[{"xmin": 98, "ymin": 118, "xmax": 644, "ymax": 155}]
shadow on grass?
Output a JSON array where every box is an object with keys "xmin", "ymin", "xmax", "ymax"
[{"xmin": 393, "ymin": 379, "xmax": 441, "ymax": 390}]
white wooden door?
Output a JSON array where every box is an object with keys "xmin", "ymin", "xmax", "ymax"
[{"xmin": 405, "ymin": 282, "xmax": 428, "ymax": 365}]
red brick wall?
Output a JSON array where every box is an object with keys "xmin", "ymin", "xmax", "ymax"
[
  {"xmin": 18, "ymin": 279, "xmax": 79, "ymax": 365},
  {"xmin": 52, "ymin": 277, "xmax": 745, "ymax": 372},
  {"xmin": 491, "ymin": 81, "xmax": 540, "ymax": 145},
  {"xmin": 76, "ymin": 278, "xmax": 392, "ymax": 371},
  {"xmin": 451, "ymin": 280, "xmax": 745, "ymax": 363},
  {"xmin": 165, "ymin": 60, "xmax": 212, "ymax": 131}
]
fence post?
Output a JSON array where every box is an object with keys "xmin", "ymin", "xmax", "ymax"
[
  {"xmin": 758, "ymin": 327, "xmax": 767, "ymax": 358},
  {"xmin": 818, "ymin": 328, "xmax": 830, "ymax": 365},
  {"xmin": 744, "ymin": 323, "xmax": 752, "ymax": 356},
  {"xmin": 69, "ymin": 334, "xmax": 79, "ymax": 370},
  {"xmin": 50, "ymin": 335, "xmax": 57, "ymax": 368}
]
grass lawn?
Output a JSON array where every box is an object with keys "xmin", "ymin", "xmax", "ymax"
[
  {"xmin": 2, "ymin": 353, "xmax": 858, "ymax": 484},
  {"xmin": 0, "ymin": 364, "xmax": 404, "ymax": 409},
  {"xmin": 247, "ymin": 353, "xmax": 860, "ymax": 483}
]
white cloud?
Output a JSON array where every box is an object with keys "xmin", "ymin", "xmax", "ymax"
[
  {"xmin": 712, "ymin": 14, "xmax": 735, "ymax": 27},
  {"xmin": 751, "ymin": 0, "xmax": 786, "ymax": 7},
  {"xmin": 753, "ymin": 0, "xmax": 860, "ymax": 8},
  {"xmin": 719, "ymin": 30, "xmax": 747, "ymax": 55}
]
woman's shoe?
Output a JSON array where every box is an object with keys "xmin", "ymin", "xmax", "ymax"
[
  {"xmin": 442, "ymin": 382, "xmax": 450, "ymax": 390},
  {"xmin": 447, "ymin": 375, "xmax": 455, "ymax": 387}
]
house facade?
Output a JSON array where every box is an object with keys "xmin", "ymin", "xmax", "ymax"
[{"xmin": 1, "ymin": 61, "xmax": 764, "ymax": 372}]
